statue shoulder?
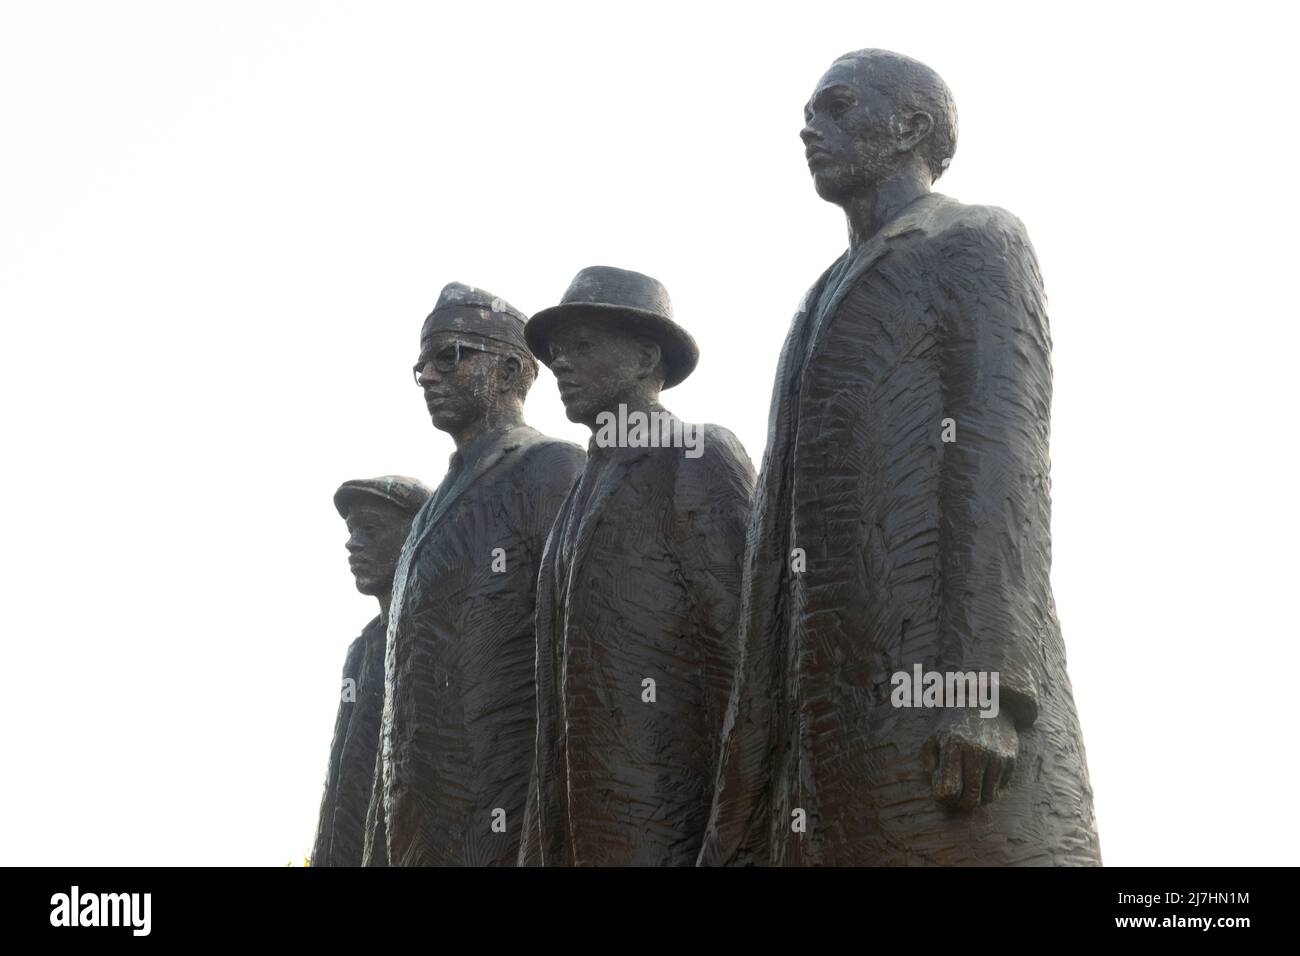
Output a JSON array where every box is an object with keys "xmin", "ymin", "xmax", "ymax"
[
  {"xmin": 678, "ymin": 423, "xmax": 756, "ymax": 486},
  {"xmin": 518, "ymin": 434, "xmax": 587, "ymax": 478},
  {"xmin": 925, "ymin": 199, "xmax": 1049, "ymax": 339},
  {"xmin": 924, "ymin": 198, "xmax": 1044, "ymax": 297},
  {"xmin": 930, "ymin": 196, "xmax": 1035, "ymax": 251},
  {"xmin": 342, "ymin": 622, "xmax": 378, "ymax": 674}
]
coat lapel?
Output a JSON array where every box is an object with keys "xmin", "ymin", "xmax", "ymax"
[
  {"xmin": 799, "ymin": 192, "xmax": 947, "ymax": 384},
  {"xmin": 530, "ymin": 481, "xmax": 579, "ymax": 865},
  {"xmin": 705, "ymin": 193, "xmax": 950, "ymax": 865},
  {"xmin": 403, "ymin": 425, "xmax": 531, "ymax": 562},
  {"xmin": 561, "ymin": 447, "xmax": 653, "ymax": 604}
]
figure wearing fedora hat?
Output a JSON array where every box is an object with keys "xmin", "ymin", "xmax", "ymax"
[
  {"xmin": 518, "ymin": 266, "xmax": 755, "ymax": 866},
  {"xmin": 363, "ymin": 283, "xmax": 585, "ymax": 867},
  {"xmin": 312, "ymin": 476, "xmax": 431, "ymax": 867}
]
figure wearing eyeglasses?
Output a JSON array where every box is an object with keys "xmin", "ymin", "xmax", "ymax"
[{"xmin": 362, "ymin": 282, "xmax": 585, "ymax": 867}]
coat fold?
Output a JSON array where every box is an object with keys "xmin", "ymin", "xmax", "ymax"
[
  {"xmin": 521, "ymin": 421, "xmax": 755, "ymax": 866},
  {"xmin": 312, "ymin": 616, "xmax": 385, "ymax": 867},
  {"xmin": 367, "ymin": 426, "xmax": 585, "ymax": 866},
  {"xmin": 701, "ymin": 194, "xmax": 1101, "ymax": 866}
]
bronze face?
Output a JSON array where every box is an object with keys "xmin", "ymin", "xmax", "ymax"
[
  {"xmin": 800, "ymin": 58, "xmax": 901, "ymax": 205},
  {"xmin": 413, "ymin": 331, "xmax": 511, "ymax": 435},
  {"xmin": 547, "ymin": 317, "xmax": 660, "ymax": 428},
  {"xmin": 343, "ymin": 500, "xmax": 411, "ymax": 597}
]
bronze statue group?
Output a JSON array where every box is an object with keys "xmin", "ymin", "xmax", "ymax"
[{"xmin": 311, "ymin": 49, "xmax": 1102, "ymax": 867}]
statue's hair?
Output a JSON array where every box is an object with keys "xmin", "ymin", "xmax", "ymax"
[
  {"xmin": 628, "ymin": 332, "xmax": 669, "ymax": 389},
  {"xmin": 497, "ymin": 344, "xmax": 539, "ymax": 401},
  {"xmin": 835, "ymin": 49, "xmax": 958, "ymax": 183}
]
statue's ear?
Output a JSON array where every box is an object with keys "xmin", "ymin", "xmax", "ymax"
[
  {"xmin": 499, "ymin": 353, "xmax": 522, "ymax": 392},
  {"xmin": 637, "ymin": 339, "xmax": 663, "ymax": 379},
  {"xmin": 893, "ymin": 110, "xmax": 934, "ymax": 153}
]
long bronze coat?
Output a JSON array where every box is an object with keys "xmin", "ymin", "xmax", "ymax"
[
  {"xmin": 701, "ymin": 193, "xmax": 1101, "ymax": 866},
  {"xmin": 520, "ymin": 420, "xmax": 754, "ymax": 865},
  {"xmin": 312, "ymin": 616, "xmax": 385, "ymax": 867},
  {"xmin": 364, "ymin": 425, "xmax": 584, "ymax": 866}
]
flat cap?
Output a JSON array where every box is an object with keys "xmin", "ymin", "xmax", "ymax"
[{"xmin": 334, "ymin": 475, "xmax": 433, "ymax": 520}]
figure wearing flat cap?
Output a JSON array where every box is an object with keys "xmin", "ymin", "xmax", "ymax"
[
  {"xmin": 312, "ymin": 476, "xmax": 430, "ymax": 867},
  {"xmin": 701, "ymin": 50, "xmax": 1100, "ymax": 866},
  {"xmin": 363, "ymin": 283, "xmax": 585, "ymax": 867},
  {"xmin": 518, "ymin": 266, "xmax": 755, "ymax": 866}
]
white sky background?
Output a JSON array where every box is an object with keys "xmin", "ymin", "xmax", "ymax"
[{"xmin": 1, "ymin": 0, "xmax": 1296, "ymax": 866}]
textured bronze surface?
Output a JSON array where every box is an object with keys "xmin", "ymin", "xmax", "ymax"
[
  {"xmin": 701, "ymin": 50, "xmax": 1100, "ymax": 866},
  {"xmin": 520, "ymin": 268, "xmax": 755, "ymax": 865},
  {"xmin": 365, "ymin": 284, "xmax": 585, "ymax": 866},
  {"xmin": 313, "ymin": 477, "xmax": 429, "ymax": 867}
]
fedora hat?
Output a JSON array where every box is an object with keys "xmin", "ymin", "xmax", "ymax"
[{"xmin": 525, "ymin": 266, "xmax": 699, "ymax": 389}]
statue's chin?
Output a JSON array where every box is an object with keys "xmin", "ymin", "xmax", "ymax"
[
  {"xmin": 429, "ymin": 410, "xmax": 460, "ymax": 435},
  {"xmin": 806, "ymin": 174, "xmax": 837, "ymax": 204},
  {"xmin": 811, "ymin": 172, "xmax": 847, "ymax": 205},
  {"xmin": 353, "ymin": 576, "xmax": 388, "ymax": 597}
]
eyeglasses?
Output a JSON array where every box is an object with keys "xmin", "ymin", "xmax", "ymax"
[{"xmin": 412, "ymin": 341, "xmax": 495, "ymax": 385}]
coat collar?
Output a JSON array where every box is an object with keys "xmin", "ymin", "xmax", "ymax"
[
  {"xmin": 447, "ymin": 423, "xmax": 520, "ymax": 475},
  {"xmin": 559, "ymin": 440, "xmax": 658, "ymax": 601},
  {"xmin": 567, "ymin": 403, "xmax": 677, "ymax": 557},
  {"xmin": 403, "ymin": 423, "xmax": 536, "ymax": 563},
  {"xmin": 801, "ymin": 192, "xmax": 949, "ymax": 371}
]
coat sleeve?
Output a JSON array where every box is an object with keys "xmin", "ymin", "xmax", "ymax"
[
  {"xmin": 516, "ymin": 440, "xmax": 585, "ymax": 866},
  {"xmin": 697, "ymin": 289, "xmax": 826, "ymax": 867},
  {"xmin": 311, "ymin": 634, "xmax": 366, "ymax": 866},
  {"xmin": 673, "ymin": 426, "xmax": 756, "ymax": 751},
  {"xmin": 522, "ymin": 440, "xmax": 586, "ymax": 545},
  {"xmin": 935, "ymin": 207, "xmax": 1054, "ymax": 729},
  {"xmin": 360, "ymin": 746, "xmax": 389, "ymax": 866}
]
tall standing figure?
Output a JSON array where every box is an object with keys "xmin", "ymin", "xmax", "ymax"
[
  {"xmin": 365, "ymin": 283, "xmax": 585, "ymax": 866},
  {"xmin": 312, "ymin": 476, "xmax": 430, "ymax": 867},
  {"xmin": 701, "ymin": 50, "xmax": 1101, "ymax": 866},
  {"xmin": 519, "ymin": 266, "xmax": 754, "ymax": 866}
]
